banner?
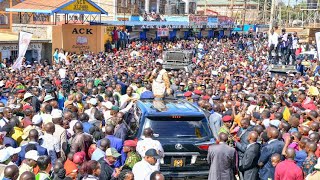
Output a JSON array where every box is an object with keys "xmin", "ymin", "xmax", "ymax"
[
  {"xmin": 12, "ymin": 31, "xmax": 33, "ymax": 70},
  {"xmin": 189, "ymin": 15, "xmax": 208, "ymax": 26},
  {"xmin": 316, "ymin": 32, "xmax": 320, "ymax": 59},
  {"xmin": 157, "ymin": 28, "xmax": 169, "ymax": 37}
]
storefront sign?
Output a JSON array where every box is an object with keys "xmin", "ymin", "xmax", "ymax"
[
  {"xmin": 62, "ymin": 0, "xmax": 100, "ymax": 12},
  {"xmin": 189, "ymin": 15, "xmax": 208, "ymax": 26},
  {"xmin": 58, "ymin": 24, "xmax": 104, "ymax": 53},
  {"xmin": 141, "ymin": 24, "xmax": 217, "ymax": 29},
  {"xmin": 0, "ymin": 43, "xmax": 42, "ymax": 51},
  {"xmin": 157, "ymin": 28, "xmax": 169, "ymax": 37}
]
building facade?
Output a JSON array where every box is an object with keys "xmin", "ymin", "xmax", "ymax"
[{"xmin": 197, "ymin": 0, "xmax": 259, "ymax": 24}]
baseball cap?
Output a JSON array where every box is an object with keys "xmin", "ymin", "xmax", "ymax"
[
  {"xmin": 101, "ymin": 101, "xmax": 113, "ymax": 109},
  {"xmin": 222, "ymin": 115, "xmax": 232, "ymax": 122},
  {"xmin": 89, "ymin": 98, "xmax": 98, "ymax": 106},
  {"xmin": 32, "ymin": 114, "xmax": 43, "ymax": 125},
  {"xmin": 124, "ymin": 140, "xmax": 137, "ymax": 147},
  {"xmin": 0, "ymin": 149, "xmax": 11, "ymax": 163},
  {"xmin": 105, "ymin": 148, "xmax": 121, "ymax": 158},
  {"xmin": 145, "ymin": 149, "xmax": 160, "ymax": 159},
  {"xmin": 51, "ymin": 109, "xmax": 63, "ymax": 119},
  {"xmin": 155, "ymin": 59, "xmax": 163, "ymax": 64},
  {"xmin": 25, "ymin": 150, "xmax": 39, "ymax": 161}
]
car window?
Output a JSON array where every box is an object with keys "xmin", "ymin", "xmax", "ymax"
[{"xmin": 143, "ymin": 116, "xmax": 210, "ymax": 139}]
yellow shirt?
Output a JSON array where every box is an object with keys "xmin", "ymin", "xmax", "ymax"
[{"xmin": 11, "ymin": 126, "xmax": 23, "ymax": 145}]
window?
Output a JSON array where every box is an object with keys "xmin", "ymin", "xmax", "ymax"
[
  {"xmin": 11, "ymin": 50, "xmax": 18, "ymax": 60},
  {"xmin": 0, "ymin": 15, "xmax": 8, "ymax": 25},
  {"xmin": 144, "ymin": 116, "xmax": 210, "ymax": 139}
]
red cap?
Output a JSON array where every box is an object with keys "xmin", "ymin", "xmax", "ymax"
[
  {"xmin": 55, "ymin": 80, "xmax": 62, "ymax": 86},
  {"xmin": 17, "ymin": 89, "xmax": 26, "ymax": 94},
  {"xmin": 202, "ymin": 95, "xmax": 210, "ymax": 100},
  {"xmin": 220, "ymin": 84, "xmax": 226, "ymax": 91},
  {"xmin": 23, "ymin": 105, "xmax": 32, "ymax": 111},
  {"xmin": 77, "ymin": 83, "xmax": 85, "ymax": 87},
  {"xmin": 184, "ymin": 91, "xmax": 192, "ymax": 97},
  {"xmin": 124, "ymin": 140, "xmax": 137, "ymax": 147},
  {"xmin": 222, "ymin": 115, "xmax": 232, "ymax": 122},
  {"xmin": 194, "ymin": 90, "xmax": 202, "ymax": 95}
]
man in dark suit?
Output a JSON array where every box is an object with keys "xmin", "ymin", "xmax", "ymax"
[
  {"xmin": 295, "ymin": 60, "xmax": 305, "ymax": 75},
  {"xmin": 258, "ymin": 127, "xmax": 284, "ymax": 180},
  {"xmin": 239, "ymin": 131, "xmax": 261, "ymax": 180},
  {"xmin": 18, "ymin": 129, "xmax": 47, "ymax": 165},
  {"xmin": 207, "ymin": 132, "xmax": 236, "ymax": 180},
  {"xmin": 235, "ymin": 118, "xmax": 254, "ymax": 180}
]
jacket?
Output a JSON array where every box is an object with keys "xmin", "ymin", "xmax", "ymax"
[{"xmin": 239, "ymin": 143, "xmax": 261, "ymax": 180}]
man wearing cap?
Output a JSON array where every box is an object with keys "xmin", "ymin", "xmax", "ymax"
[
  {"xmin": 123, "ymin": 140, "xmax": 141, "ymax": 170},
  {"xmin": 98, "ymin": 148, "xmax": 121, "ymax": 180},
  {"xmin": 0, "ymin": 148, "xmax": 12, "ymax": 179},
  {"xmin": 52, "ymin": 109, "xmax": 67, "ymax": 160},
  {"xmin": 132, "ymin": 148, "xmax": 160, "ymax": 180},
  {"xmin": 218, "ymin": 115, "xmax": 234, "ymax": 146},
  {"xmin": 18, "ymin": 150, "xmax": 39, "ymax": 179},
  {"xmin": 149, "ymin": 59, "xmax": 170, "ymax": 99}
]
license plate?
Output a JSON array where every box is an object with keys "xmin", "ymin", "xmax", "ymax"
[{"xmin": 171, "ymin": 158, "xmax": 185, "ymax": 167}]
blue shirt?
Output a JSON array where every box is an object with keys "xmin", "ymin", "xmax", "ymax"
[
  {"xmin": 140, "ymin": 91, "xmax": 154, "ymax": 99},
  {"xmin": 82, "ymin": 122, "xmax": 93, "ymax": 134},
  {"xmin": 18, "ymin": 142, "xmax": 48, "ymax": 165},
  {"xmin": 0, "ymin": 96, "xmax": 8, "ymax": 105},
  {"xmin": 3, "ymin": 137, "xmax": 17, "ymax": 148},
  {"xmin": 91, "ymin": 148, "xmax": 105, "ymax": 161},
  {"xmin": 295, "ymin": 150, "xmax": 307, "ymax": 167},
  {"xmin": 97, "ymin": 135, "xmax": 126, "ymax": 168}
]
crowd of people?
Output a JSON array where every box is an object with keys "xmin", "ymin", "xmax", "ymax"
[{"xmin": 0, "ymin": 27, "xmax": 319, "ymax": 180}]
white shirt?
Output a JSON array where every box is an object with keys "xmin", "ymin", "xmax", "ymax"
[
  {"xmin": 268, "ymin": 32, "xmax": 279, "ymax": 47},
  {"xmin": 132, "ymin": 159, "xmax": 159, "ymax": 180},
  {"xmin": 0, "ymin": 117, "xmax": 9, "ymax": 129},
  {"xmin": 40, "ymin": 133, "xmax": 60, "ymax": 153},
  {"xmin": 262, "ymin": 118, "xmax": 270, "ymax": 128},
  {"xmin": 137, "ymin": 137, "xmax": 164, "ymax": 170}
]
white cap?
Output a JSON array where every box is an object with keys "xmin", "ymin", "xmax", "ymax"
[
  {"xmin": 6, "ymin": 146, "xmax": 21, "ymax": 156},
  {"xmin": 0, "ymin": 149, "xmax": 11, "ymax": 163},
  {"xmin": 23, "ymin": 93, "xmax": 33, "ymax": 101},
  {"xmin": 89, "ymin": 98, "xmax": 98, "ymax": 106},
  {"xmin": 102, "ymin": 101, "xmax": 113, "ymax": 109},
  {"xmin": 25, "ymin": 150, "xmax": 39, "ymax": 161},
  {"xmin": 26, "ymin": 65, "xmax": 32, "ymax": 68},
  {"xmin": 51, "ymin": 109, "xmax": 63, "ymax": 119},
  {"xmin": 32, "ymin": 114, "xmax": 43, "ymax": 125},
  {"xmin": 43, "ymin": 95, "xmax": 55, "ymax": 102},
  {"xmin": 155, "ymin": 59, "xmax": 163, "ymax": 64}
]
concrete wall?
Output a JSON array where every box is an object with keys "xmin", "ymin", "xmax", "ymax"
[{"xmin": 12, "ymin": 24, "xmax": 52, "ymax": 40}]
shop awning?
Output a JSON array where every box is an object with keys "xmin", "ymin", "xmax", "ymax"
[{"xmin": 6, "ymin": 0, "xmax": 108, "ymax": 15}]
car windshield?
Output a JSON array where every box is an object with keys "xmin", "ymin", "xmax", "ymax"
[
  {"xmin": 297, "ymin": 54, "xmax": 315, "ymax": 60},
  {"xmin": 143, "ymin": 116, "xmax": 210, "ymax": 139}
]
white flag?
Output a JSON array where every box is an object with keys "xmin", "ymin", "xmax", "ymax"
[
  {"xmin": 316, "ymin": 32, "xmax": 320, "ymax": 59},
  {"xmin": 12, "ymin": 31, "xmax": 33, "ymax": 70}
]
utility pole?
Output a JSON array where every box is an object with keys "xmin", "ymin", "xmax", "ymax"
[
  {"xmin": 9, "ymin": 0, "xmax": 13, "ymax": 32},
  {"xmin": 230, "ymin": 0, "xmax": 235, "ymax": 18},
  {"xmin": 205, "ymin": 0, "xmax": 207, "ymax": 15},
  {"xmin": 269, "ymin": 0, "xmax": 276, "ymax": 31},
  {"xmin": 263, "ymin": 0, "xmax": 268, "ymax": 24},
  {"xmin": 242, "ymin": 0, "xmax": 247, "ymax": 29}
]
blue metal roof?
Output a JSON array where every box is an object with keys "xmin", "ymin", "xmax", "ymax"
[{"xmin": 137, "ymin": 99, "xmax": 205, "ymax": 117}]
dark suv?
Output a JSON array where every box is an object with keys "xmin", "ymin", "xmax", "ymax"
[{"xmin": 131, "ymin": 99, "xmax": 213, "ymax": 178}]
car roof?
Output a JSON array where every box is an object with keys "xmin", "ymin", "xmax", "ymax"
[{"xmin": 137, "ymin": 99, "xmax": 205, "ymax": 117}]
